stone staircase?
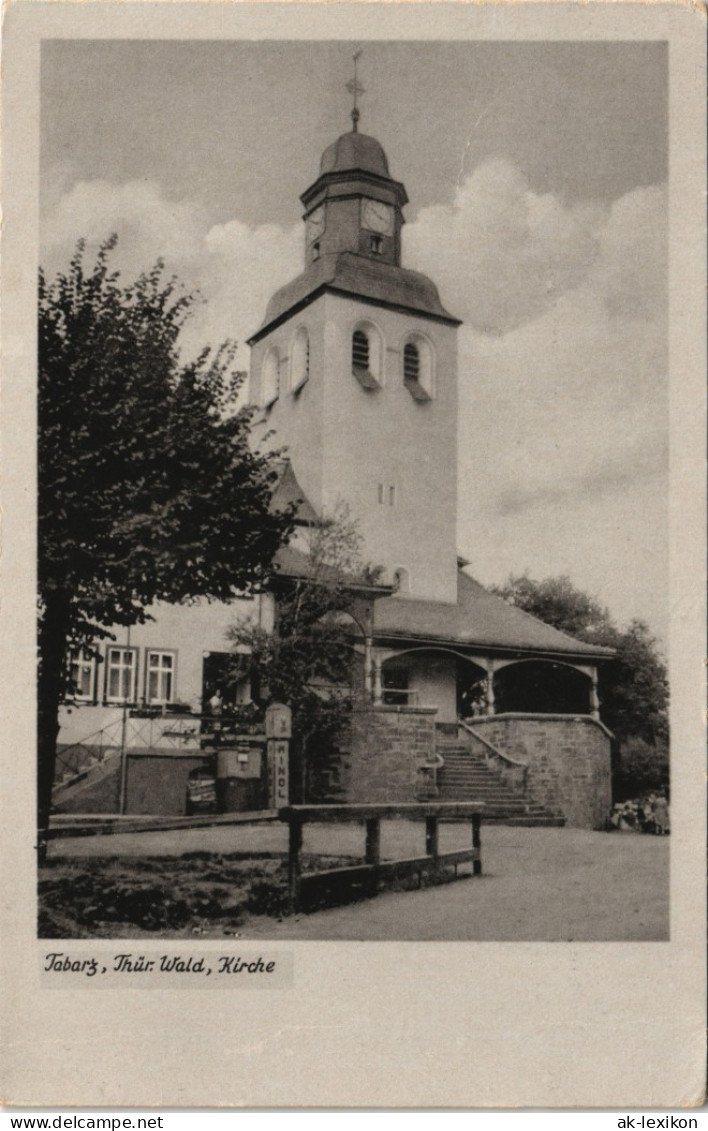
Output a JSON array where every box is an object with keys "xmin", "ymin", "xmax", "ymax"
[
  {"xmin": 52, "ymin": 750, "xmax": 122, "ymax": 813},
  {"xmin": 437, "ymin": 738, "xmax": 564, "ymax": 826}
]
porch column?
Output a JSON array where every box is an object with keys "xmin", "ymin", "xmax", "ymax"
[
  {"xmin": 372, "ymin": 653, "xmax": 383, "ymax": 706},
  {"xmin": 485, "ymin": 662, "xmax": 496, "ymax": 716},
  {"xmin": 589, "ymin": 667, "xmax": 600, "ymax": 721},
  {"xmin": 363, "ymin": 635, "xmax": 373, "ymax": 700}
]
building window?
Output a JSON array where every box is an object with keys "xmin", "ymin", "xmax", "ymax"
[
  {"xmin": 370, "ymin": 234, "xmax": 383, "ymax": 255},
  {"xmin": 261, "ymin": 349, "xmax": 279, "ymax": 408},
  {"xmin": 403, "ymin": 334, "xmax": 435, "ymax": 401},
  {"xmin": 105, "ymin": 647, "xmax": 137, "ymax": 703},
  {"xmin": 352, "ymin": 322, "xmax": 383, "ymax": 389},
  {"xmin": 312, "ymin": 242, "xmax": 320, "ymax": 261},
  {"xmin": 382, "ymin": 667, "xmax": 410, "ymax": 706},
  {"xmin": 67, "ymin": 650, "xmax": 96, "ymax": 701},
  {"xmin": 377, "ymin": 483, "xmax": 384, "ymax": 504},
  {"xmin": 146, "ymin": 650, "xmax": 175, "ymax": 705},
  {"xmin": 291, "ymin": 327, "xmax": 310, "ymax": 393},
  {"xmin": 389, "ymin": 485, "xmax": 396, "ymax": 506}
]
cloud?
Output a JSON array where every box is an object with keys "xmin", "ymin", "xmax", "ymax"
[
  {"xmin": 495, "ymin": 445, "xmax": 667, "ymax": 517},
  {"xmin": 406, "ymin": 159, "xmax": 607, "ymax": 333},
  {"xmin": 40, "ymin": 176, "xmax": 302, "ymax": 367},
  {"xmin": 41, "ymin": 179, "xmax": 207, "ymax": 273},
  {"xmin": 592, "ymin": 184, "xmax": 667, "ymax": 320},
  {"xmin": 450, "ymin": 187, "xmax": 667, "ymax": 526},
  {"xmin": 406, "ymin": 158, "xmax": 666, "ymax": 336}
]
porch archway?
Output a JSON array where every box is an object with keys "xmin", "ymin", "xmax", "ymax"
[
  {"xmin": 375, "ymin": 647, "xmax": 487, "ymax": 722},
  {"xmin": 493, "ymin": 659, "xmax": 591, "ymax": 715}
]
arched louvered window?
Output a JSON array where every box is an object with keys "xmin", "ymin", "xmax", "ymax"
[
  {"xmin": 402, "ymin": 334, "xmax": 435, "ymax": 401},
  {"xmin": 352, "ymin": 329, "xmax": 370, "ymax": 371},
  {"xmin": 261, "ymin": 349, "xmax": 279, "ymax": 408},
  {"xmin": 351, "ymin": 322, "xmax": 383, "ymax": 389},
  {"xmin": 403, "ymin": 342, "xmax": 420, "ymax": 383},
  {"xmin": 291, "ymin": 327, "xmax": 310, "ymax": 393}
]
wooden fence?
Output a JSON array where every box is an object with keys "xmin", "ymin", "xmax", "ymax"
[{"xmin": 278, "ymin": 803, "xmax": 484, "ymax": 912}]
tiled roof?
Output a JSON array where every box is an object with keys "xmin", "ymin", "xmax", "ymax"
[
  {"xmin": 269, "ymin": 460, "xmax": 318, "ymax": 525},
  {"xmin": 374, "ymin": 570, "xmax": 615, "ymax": 659},
  {"xmin": 272, "ymin": 544, "xmax": 392, "ymax": 597},
  {"xmin": 248, "ymin": 251, "xmax": 460, "ymax": 343}
]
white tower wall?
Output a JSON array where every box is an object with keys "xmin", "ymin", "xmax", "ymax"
[{"xmin": 251, "ymin": 291, "xmax": 459, "ymax": 604}]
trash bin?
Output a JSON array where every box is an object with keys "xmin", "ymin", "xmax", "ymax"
[{"xmin": 216, "ymin": 741, "xmax": 266, "ymax": 812}]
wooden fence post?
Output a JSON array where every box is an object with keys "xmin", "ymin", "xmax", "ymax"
[
  {"xmin": 288, "ymin": 817, "xmax": 303, "ymax": 911},
  {"xmin": 365, "ymin": 817, "xmax": 381, "ymax": 865},
  {"xmin": 425, "ymin": 816, "xmax": 439, "ymax": 858},
  {"xmin": 472, "ymin": 813, "xmax": 482, "ymax": 875}
]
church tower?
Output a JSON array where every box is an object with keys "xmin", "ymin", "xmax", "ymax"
[{"xmin": 249, "ymin": 101, "xmax": 461, "ymax": 604}]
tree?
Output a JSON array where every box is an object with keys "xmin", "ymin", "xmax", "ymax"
[
  {"xmin": 38, "ymin": 238, "xmax": 296, "ymax": 858},
  {"xmin": 228, "ymin": 505, "xmax": 382, "ymax": 803},
  {"xmin": 492, "ymin": 573, "xmax": 669, "ymax": 796},
  {"xmin": 492, "ymin": 574, "xmax": 613, "ymax": 641}
]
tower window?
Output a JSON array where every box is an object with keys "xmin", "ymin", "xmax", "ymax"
[
  {"xmin": 370, "ymin": 234, "xmax": 383, "ymax": 255},
  {"xmin": 377, "ymin": 483, "xmax": 384, "ymax": 504},
  {"xmin": 352, "ymin": 321, "xmax": 383, "ymax": 389},
  {"xmin": 352, "ymin": 329, "xmax": 370, "ymax": 370},
  {"xmin": 389, "ymin": 485, "xmax": 396, "ymax": 506},
  {"xmin": 261, "ymin": 349, "xmax": 280, "ymax": 408},
  {"xmin": 403, "ymin": 342, "xmax": 420, "ymax": 382},
  {"xmin": 403, "ymin": 334, "xmax": 435, "ymax": 401},
  {"xmin": 312, "ymin": 242, "xmax": 320, "ymax": 261},
  {"xmin": 291, "ymin": 327, "xmax": 310, "ymax": 393}
]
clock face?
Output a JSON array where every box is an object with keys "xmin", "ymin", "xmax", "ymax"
[
  {"xmin": 306, "ymin": 205, "xmax": 325, "ymax": 244},
  {"xmin": 362, "ymin": 199, "xmax": 394, "ymax": 235}
]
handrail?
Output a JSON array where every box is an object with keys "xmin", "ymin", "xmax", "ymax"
[
  {"xmin": 53, "ymin": 748, "xmax": 123, "ymax": 796},
  {"xmin": 58, "ymin": 718, "xmax": 124, "ymax": 751},
  {"xmin": 458, "ymin": 719, "xmax": 528, "ymax": 770},
  {"xmin": 474, "ymin": 711, "xmax": 615, "ymax": 740}
]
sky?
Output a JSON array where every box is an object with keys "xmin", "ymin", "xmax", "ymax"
[{"xmin": 40, "ymin": 40, "xmax": 668, "ymax": 641}]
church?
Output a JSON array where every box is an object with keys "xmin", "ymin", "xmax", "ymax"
[{"xmin": 53, "ymin": 103, "xmax": 614, "ymax": 828}]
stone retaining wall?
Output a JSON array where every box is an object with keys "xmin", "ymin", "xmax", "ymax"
[
  {"xmin": 339, "ymin": 706, "xmax": 438, "ymax": 803},
  {"xmin": 469, "ymin": 714, "xmax": 612, "ymax": 829}
]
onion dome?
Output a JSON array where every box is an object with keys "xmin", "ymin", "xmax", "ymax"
[{"xmin": 319, "ymin": 131, "xmax": 390, "ymax": 179}]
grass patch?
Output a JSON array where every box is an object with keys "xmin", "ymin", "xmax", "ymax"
[
  {"xmin": 38, "ymin": 852, "xmax": 352, "ymax": 937},
  {"xmin": 38, "ymin": 850, "xmax": 473, "ymax": 936}
]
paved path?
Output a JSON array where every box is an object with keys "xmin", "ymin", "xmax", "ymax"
[
  {"xmin": 48, "ymin": 823, "xmax": 669, "ymax": 941},
  {"xmin": 242, "ymin": 826, "xmax": 669, "ymax": 941}
]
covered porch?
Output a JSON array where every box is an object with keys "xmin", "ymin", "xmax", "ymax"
[
  {"xmin": 367, "ymin": 643, "xmax": 602, "ymax": 724},
  {"xmin": 363, "ymin": 566, "xmax": 613, "ymax": 725}
]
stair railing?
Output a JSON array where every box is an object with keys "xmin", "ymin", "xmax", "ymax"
[
  {"xmin": 55, "ymin": 719, "xmax": 126, "ymax": 783},
  {"xmin": 457, "ymin": 719, "xmax": 529, "ymax": 795}
]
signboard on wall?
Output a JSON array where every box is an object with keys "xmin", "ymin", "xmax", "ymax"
[
  {"xmin": 267, "ymin": 739, "xmax": 289, "ymax": 809},
  {"xmin": 265, "ymin": 703, "xmax": 292, "ymax": 739}
]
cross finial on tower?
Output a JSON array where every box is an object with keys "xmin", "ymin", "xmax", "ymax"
[{"xmin": 345, "ymin": 50, "xmax": 365, "ymax": 132}]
